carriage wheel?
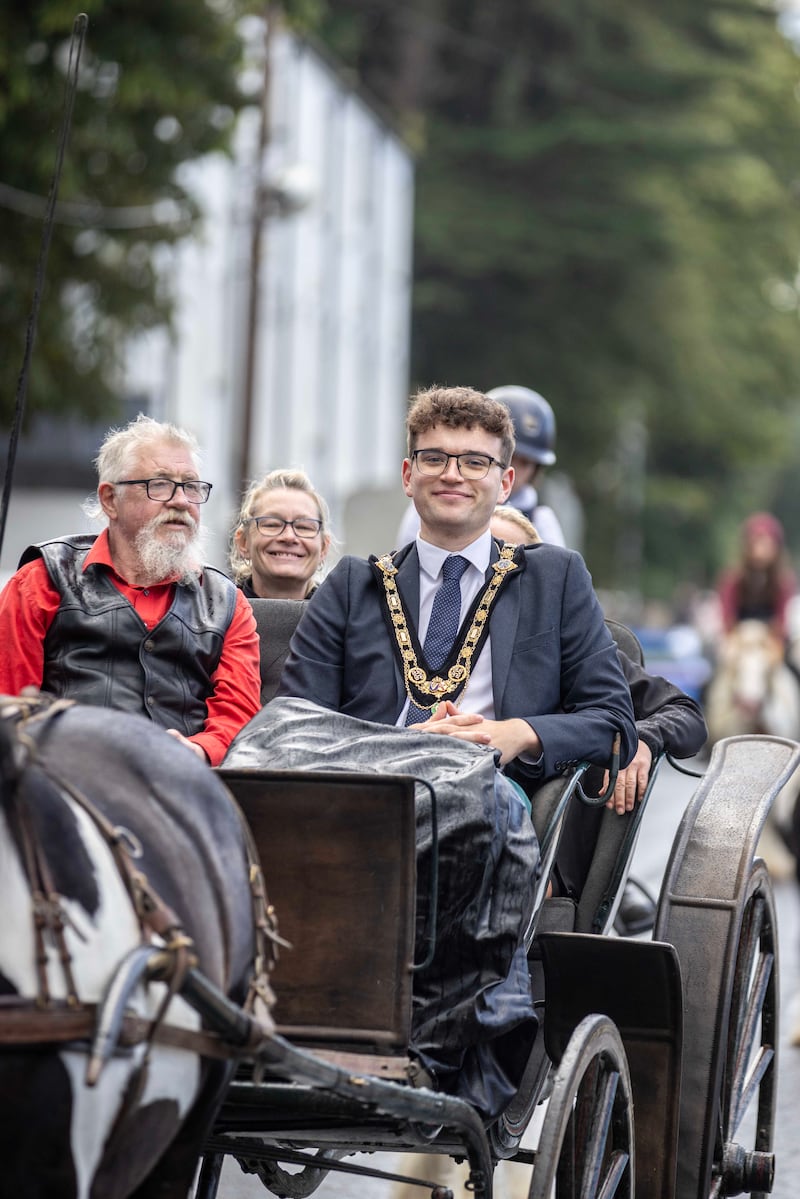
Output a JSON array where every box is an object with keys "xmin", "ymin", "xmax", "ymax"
[
  {"xmin": 707, "ymin": 861, "xmax": 778, "ymax": 1199},
  {"xmin": 528, "ymin": 1014, "xmax": 634, "ymax": 1199},
  {"xmin": 657, "ymin": 855, "xmax": 778, "ymax": 1199}
]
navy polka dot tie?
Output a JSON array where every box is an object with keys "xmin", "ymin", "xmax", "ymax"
[{"xmin": 406, "ymin": 554, "xmax": 469, "ymax": 725}]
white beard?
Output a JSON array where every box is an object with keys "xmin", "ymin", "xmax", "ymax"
[{"xmin": 133, "ymin": 511, "xmax": 204, "ymax": 583}]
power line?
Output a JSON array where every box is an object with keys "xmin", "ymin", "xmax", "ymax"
[{"xmin": 0, "ymin": 180, "xmax": 191, "ymax": 229}]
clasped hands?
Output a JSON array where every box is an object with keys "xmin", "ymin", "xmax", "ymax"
[
  {"xmin": 415, "ymin": 700, "xmax": 539, "ymax": 767},
  {"xmin": 416, "ymin": 701, "xmax": 653, "ymax": 813}
]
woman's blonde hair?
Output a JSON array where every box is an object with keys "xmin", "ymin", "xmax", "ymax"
[
  {"xmin": 229, "ymin": 468, "xmax": 332, "ymax": 585},
  {"xmin": 491, "ymin": 504, "xmax": 541, "ymax": 544}
]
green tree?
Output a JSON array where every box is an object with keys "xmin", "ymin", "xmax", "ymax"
[
  {"xmin": 306, "ymin": 0, "xmax": 800, "ymax": 596},
  {"xmin": 0, "ymin": 0, "xmax": 248, "ymax": 428}
]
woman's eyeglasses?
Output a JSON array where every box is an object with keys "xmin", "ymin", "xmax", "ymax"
[{"xmin": 245, "ymin": 516, "xmax": 323, "ymax": 539}]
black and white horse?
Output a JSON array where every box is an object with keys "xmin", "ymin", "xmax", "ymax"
[{"xmin": 0, "ymin": 695, "xmax": 271, "ymax": 1199}]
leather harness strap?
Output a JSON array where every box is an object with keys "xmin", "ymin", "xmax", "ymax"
[
  {"xmin": 0, "ymin": 691, "xmax": 278, "ymax": 1057},
  {"xmin": 0, "ymin": 998, "xmax": 239, "ymax": 1061}
]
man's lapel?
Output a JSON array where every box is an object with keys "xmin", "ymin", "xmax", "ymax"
[
  {"xmin": 389, "ymin": 542, "xmax": 421, "ymax": 713},
  {"xmin": 490, "ymin": 541, "xmax": 523, "ymax": 713},
  {"xmin": 393, "ymin": 542, "xmax": 421, "ymax": 620}
]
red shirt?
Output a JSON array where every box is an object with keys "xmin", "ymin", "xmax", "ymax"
[
  {"xmin": 0, "ymin": 530, "xmax": 261, "ymax": 765},
  {"xmin": 716, "ymin": 565, "xmax": 797, "ymax": 640}
]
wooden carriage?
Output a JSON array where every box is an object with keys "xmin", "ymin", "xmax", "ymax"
[{"xmin": 193, "ymin": 599, "xmax": 800, "ymax": 1199}]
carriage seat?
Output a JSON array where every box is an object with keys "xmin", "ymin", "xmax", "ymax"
[
  {"xmin": 244, "ymin": 598, "xmax": 652, "ymax": 939},
  {"xmin": 236, "ymin": 601, "xmax": 653, "ymax": 1051},
  {"xmin": 247, "ymin": 598, "xmax": 307, "ymax": 705},
  {"xmin": 543, "ymin": 618, "xmax": 658, "ymax": 937}
]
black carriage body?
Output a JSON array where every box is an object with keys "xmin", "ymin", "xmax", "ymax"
[{"xmin": 194, "ymin": 599, "xmax": 800, "ymax": 1199}]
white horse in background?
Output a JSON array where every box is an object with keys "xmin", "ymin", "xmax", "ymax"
[
  {"xmin": 705, "ymin": 619, "xmax": 800, "ymax": 878},
  {"xmin": 706, "ymin": 619, "xmax": 800, "ymax": 741}
]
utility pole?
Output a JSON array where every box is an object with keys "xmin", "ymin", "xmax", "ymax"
[{"xmin": 238, "ymin": 3, "xmax": 275, "ymax": 494}]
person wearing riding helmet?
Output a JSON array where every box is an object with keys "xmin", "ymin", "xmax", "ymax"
[
  {"xmin": 717, "ymin": 512, "xmax": 797, "ymax": 643},
  {"xmin": 485, "ymin": 385, "xmax": 565, "ymax": 547},
  {"xmin": 487, "ymin": 391, "xmax": 661, "ymax": 935},
  {"xmin": 395, "ymin": 384, "xmax": 566, "ymax": 547}
]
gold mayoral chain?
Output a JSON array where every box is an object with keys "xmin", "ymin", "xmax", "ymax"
[{"xmin": 374, "ymin": 543, "xmax": 521, "ymax": 712}]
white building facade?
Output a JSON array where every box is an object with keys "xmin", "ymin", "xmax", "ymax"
[
  {"xmin": 130, "ymin": 23, "xmax": 415, "ymax": 565},
  {"xmin": 2, "ymin": 24, "xmax": 414, "ymax": 578}
]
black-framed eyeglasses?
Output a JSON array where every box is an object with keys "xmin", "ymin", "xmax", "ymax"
[
  {"xmin": 116, "ymin": 478, "xmax": 213, "ymax": 503},
  {"xmin": 411, "ymin": 449, "xmax": 507, "ymax": 480},
  {"xmin": 245, "ymin": 515, "xmax": 323, "ymax": 539}
]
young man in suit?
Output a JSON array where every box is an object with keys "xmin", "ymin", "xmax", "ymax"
[
  {"xmin": 269, "ymin": 385, "xmax": 637, "ymax": 1117},
  {"xmin": 280, "ymin": 385, "xmax": 636, "ymax": 783}
]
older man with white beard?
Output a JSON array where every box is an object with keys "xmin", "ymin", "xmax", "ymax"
[{"xmin": 0, "ymin": 414, "xmax": 261, "ymax": 765}]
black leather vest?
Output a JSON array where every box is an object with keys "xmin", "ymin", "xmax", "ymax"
[{"xmin": 21, "ymin": 535, "xmax": 236, "ymax": 735}]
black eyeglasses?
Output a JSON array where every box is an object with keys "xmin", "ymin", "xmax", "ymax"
[
  {"xmin": 411, "ymin": 449, "xmax": 507, "ymax": 480},
  {"xmin": 116, "ymin": 478, "xmax": 213, "ymax": 503},
  {"xmin": 245, "ymin": 516, "xmax": 323, "ymax": 539}
]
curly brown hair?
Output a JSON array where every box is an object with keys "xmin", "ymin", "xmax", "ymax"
[{"xmin": 406, "ymin": 386, "xmax": 516, "ymax": 465}]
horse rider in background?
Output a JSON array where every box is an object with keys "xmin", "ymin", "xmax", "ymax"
[{"xmin": 716, "ymin": 511, "xmax": 797, "ymax": 645}]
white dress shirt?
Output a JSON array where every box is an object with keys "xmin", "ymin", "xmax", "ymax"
[{"xmin": 396, "ymin": 530, "xmax": 495, "ymax": 725}]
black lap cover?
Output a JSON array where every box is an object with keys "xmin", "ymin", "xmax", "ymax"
[{"xmin": 225, "ymin": 696, "xmax": 541, "ymax": 1119}]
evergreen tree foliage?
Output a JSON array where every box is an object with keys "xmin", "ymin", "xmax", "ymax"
[
  {"xmin": 304, "ymin": 0, "xmax": 800, "ymax": 594},
  {"xmin": 0, "ymin": 0, "xmax": 248, "ymax": 427}
]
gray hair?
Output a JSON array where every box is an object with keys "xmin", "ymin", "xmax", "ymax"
[
  {"xmin": 83, "ymin": 414, "xmax": 201, "ymax": 521},
  {"xmin": 229, "ymin": 468, "xmax": 333, "ymax": 584}
]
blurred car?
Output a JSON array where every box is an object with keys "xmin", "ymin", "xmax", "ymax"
[{"xmin": 632, "ymin": 624, "xmax": 713, "ymax": 703}]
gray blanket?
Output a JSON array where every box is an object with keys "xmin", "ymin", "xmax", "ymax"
[{"xmin": 224, "ymin": 696, "xmax": 541, "ymax": 1118}]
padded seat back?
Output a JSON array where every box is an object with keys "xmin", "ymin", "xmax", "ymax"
[
  {"xmin": 574, "ymin": 619, "xmax": 655, "ymax": 934},
  {"xmin": 604, "ymin": 618, "xmax": 645, "ymax": 666},
  {"xmin": 248, "ymin": 597, "xmax": 306, "ymax": 704}
]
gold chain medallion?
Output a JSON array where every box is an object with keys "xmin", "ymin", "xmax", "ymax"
[{"xmin": 374, "ymin": 544, "xmax": 520, "ymax": 712}]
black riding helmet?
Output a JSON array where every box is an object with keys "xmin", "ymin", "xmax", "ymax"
[{"xmin": 487, "ymin": 385, "xmax": 557, "ymax": 466}]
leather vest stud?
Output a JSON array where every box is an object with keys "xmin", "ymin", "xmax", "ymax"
[{"xmin": 22, "ymin": 535, "xmax": 236, "ymax": 736}]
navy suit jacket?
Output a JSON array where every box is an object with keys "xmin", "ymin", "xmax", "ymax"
[{"xmin": 277, "ymin": 540, "xmax": 637, "ymax": 782}]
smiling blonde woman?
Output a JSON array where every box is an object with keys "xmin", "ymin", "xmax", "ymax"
[{"xmin": 231, "ymin": 469, "xmax": 333, "ymax": 601}]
